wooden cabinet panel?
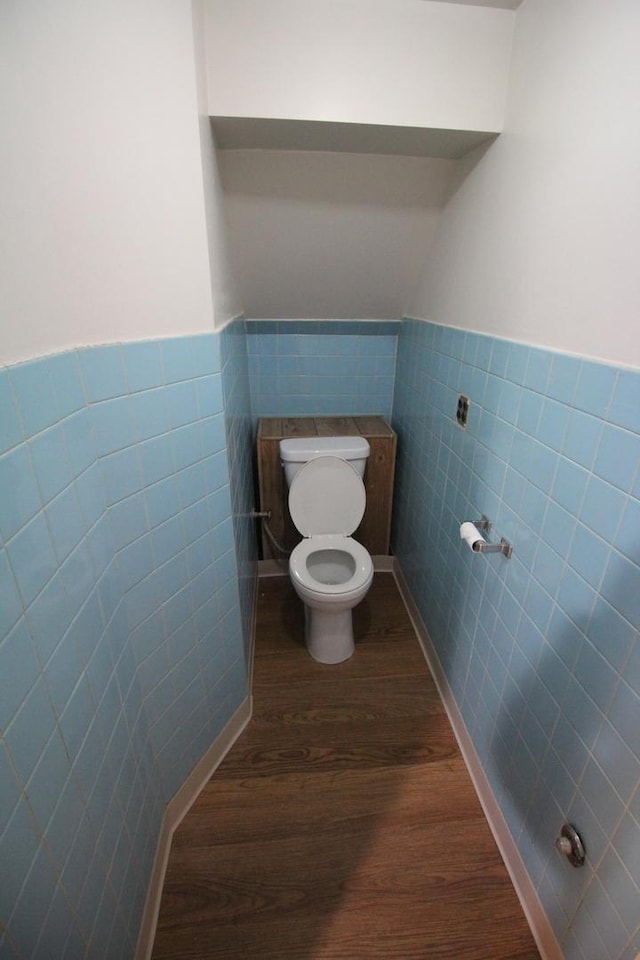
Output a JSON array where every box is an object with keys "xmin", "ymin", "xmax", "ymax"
[{"xmin": 256, "ymin": 417, "xmax": 396, "ymax": 559}]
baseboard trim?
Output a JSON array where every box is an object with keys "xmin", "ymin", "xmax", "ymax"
[
  {"xmin": 392, "ymin": 560, "xmax": 563, "ymax": 960},
  {"xmin": 135, "ymin": 696, "xmax": 253, "ymax": 960}
]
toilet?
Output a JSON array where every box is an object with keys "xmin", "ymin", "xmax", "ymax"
[{"xmin": 280, "ymin": 437, "xmax": 374, "ymax": 664}]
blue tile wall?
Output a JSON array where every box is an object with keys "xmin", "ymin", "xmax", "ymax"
[
  {"xmin": 221, "ymin": 319, "xmax": 258, "ymax": 673},
  {"xmin": 247, "ymin": 320, "xmax": 398, "ymax": 418},
  {"xmin": 392, "ymin": 318, "xmax": 640, "ymax": 960},
  {"xmin": 0, "ymin": 334, "xmax": 250, "ymax": 958}
]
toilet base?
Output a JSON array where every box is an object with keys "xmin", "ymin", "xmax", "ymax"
[{"xmin": 304, "ymin": 605, "xmax": 354, "ymax": 664}]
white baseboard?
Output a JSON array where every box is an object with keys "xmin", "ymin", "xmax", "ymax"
[
  {"xmin": 392, "ymin": 561, "xmax": 563, "ymax": 960},
  {"xmin": 135, "ymin": 696, "xmax": 253, "ymax": 960}
]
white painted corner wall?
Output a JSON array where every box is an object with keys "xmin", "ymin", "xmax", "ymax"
[
  {"xmin": 0, "ymin": 1, "xmax": 229, "ymax": 364},
  {"xmin": 219, "ymin": 149, "xmax": 453, "ymax": 319},
  {"xmin": 408, "ymin": 0, "xmax": 640, "ymax": 368},
  {"xmin": 204, "ymin": 0, "xmax": 514, "ymax": 134}
]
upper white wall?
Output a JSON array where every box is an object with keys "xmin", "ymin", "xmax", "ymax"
[
  {"xmin": 0, "ymin": 1, "xmax": 217, "ymax": 364},
  {"xmin": 205, "ymin": 0, "xmax": 514, "ymax": 134},
  {"xmin": 192, "ymin": 0, "xmax": 241, "ymax": 330},
  {"xmin": 409, "ymin": 0, "xmax": 640, "ymax": 368},
  {"xmin": 219, "ymin": 149, "xmax": 452, "ymax": 319}
]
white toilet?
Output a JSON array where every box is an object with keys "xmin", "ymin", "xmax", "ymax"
[{"xmin": 280, "ymin": 437, "xmax": 374, "ymax": 664}]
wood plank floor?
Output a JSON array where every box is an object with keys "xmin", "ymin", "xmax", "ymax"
[{"xmin": 151, "ymin": 574, "xmax": 540, "ymax": 960}]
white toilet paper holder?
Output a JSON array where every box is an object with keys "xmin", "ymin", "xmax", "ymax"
[{"xmin": 468, "ymin": 518, "xmax": 513, "ymax": 559}]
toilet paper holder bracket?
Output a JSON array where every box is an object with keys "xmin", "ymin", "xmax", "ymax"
[{"xmin": 470, "ymin": 518, "xmax": 513, "ymax": 559}]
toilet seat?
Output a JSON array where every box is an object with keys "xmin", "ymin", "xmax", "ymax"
[
  {"xmin": 288, "ymin": 456, "xmax": 365, "ymax": 536},
  {"xmin": 290, "ymin": 534, "xmax": 373, "ymax": 597}
]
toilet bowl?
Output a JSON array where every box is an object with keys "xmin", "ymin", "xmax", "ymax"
[{"xmin": 281, "ymin": 447, "xmax": 374, "ymax": 664}]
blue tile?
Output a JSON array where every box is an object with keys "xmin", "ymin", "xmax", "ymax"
[
  {"xmin": 29, "ymin": 425, "xmax": 74, "ymax": 503},
  {"xmin": 562, "ymin": 409, "xmax": 603, "ymax": 470},
  {"xmin": 145, "ymin": 475, "xmax": 180, "ymax": 528},
  {"xmin": 0, "ymin": 445, "xmax": 42, "ymax": 541},
  {"xmin": 0, "ymin": 740, "xmax": 22, "ymax": 830},
  {"xmin": 608, "ymin": 367, "xmax": 640, "ymax": 432},
  {"xmin": 123, "ymin": 340, "xmax": 164, "ymax": 393},
  {"xmin": 108, "ymin": 491, "xmax": 147, "ymax": 552},
  {"xmin": 58, "ymin": 539, "xmax": 96, "ymax": 614},
  {"xmin": 612, "ymin": 811, "xmax": 640, "ymax": 887},
  {"xmin": 537, "ymin": 398, "xmax": 569, "ymax": 452},
  {"xmin": 0, "ymin": 797, "xmax": 42, "ymax": 931},
  {"xmin": 166, "ymin": 381, "xmax": 199, "ymax": 430},
  {"xmin": 129, "ymin": 388, "xmax": 169, "ymax": 442},
  {"xmin": 161, "ymin": 337, "xmax": 197, "ymax": 384},
  {"xmin": 573, "ymin": 638, "xmax": 618, "ymax": 713},
  {"xmin": 542, "ymin": 501, "xmax": 576, "ymax": 560},
  {"xmin": 593, "ymin": 424, "xmax": 640, "ymax": 493},
  {"xmin": 46, "ymin": 484, "xmax": 87, "ymax": 563},
  {"xmin": 526, "ymin": 440, "xmax": 557, "ymax": 492},
  {"xmin": 78, "ymin": 345, "xmax": 127, "ymax": 402},
  {"xmin": 43, "ymin": 629, "xmax": 84, "ymax": 715},
  {"xmin": 177, "ymin": 462, "xmax": 207, "ymax": 508},
  {"xmin": 62, "ymin": 408, "xmax": 96, "ymax": 478},
  {"xmin": 138, "ymin": 433, "xmax": 175, "ymax": 487},
  {"xmin": 91, "ymin": 396, "xmax": 133, "ymax": 456},
  {"xmin": 0, "ymin": 370, "xmax": 23, "ymax": 454},
  {"xmin": 24, "ymin": 572, "xmax": 73, "ymax": 663},
  {"xmin": 600, "ymin": 549, "xmax": 640, "ymax": 628},
  {"xmin": 489, "ymin": 339, "xmax": 510, "ymax": 378},
  {"xmin": 47, "ymin": 351, "xmax": 85, "ymax": 419},
  {"xmin": 580, "ymin": 474, "xmax": 627, "ymax": 542},
  {"xmin": 151, "ymin": 514, "xmax": 185, "ymax": 567},
  {"xmin": 608, "ymin": 679, "xmax": 640, "ymax": 758},
  {"xmin": 100, "ymin": 447, "xmax": 141, "ymax": 506},
  {"xmin": 8, "ymin": 358, "xmax": 58, "ymax": 438},
  {"xmin": 6, "ymin": 512, "xmax": 58, "ymax": 606},
  {"xmin": 546, "ymin": 353, "xmax": 580, "ymax": 404},
  {"xmin": 118, "ymin": 535, "xmax": 154, "ymax": 591},
  {"xmin": 516, "ymin": 391, "xmax": 544, "ymax": 436},
  {"xmin": 556, "ymin": 565, "xmax": 596, "ymax": 629},
  {"xmin": 614, "ymin": 495, "xmax": 640, "ymax": 566},
  {"xmin": 127, "ymin": 576, "xmax": 160, "ymax": 628},
  {"xmin": 0, "ymin": 549, "xmax": 23, "ymax": 638},
  {"xmin": 593, "ymin": 722, "xmax": 640, "ymax": 804},
  {"xmin": 24, "ymin": 727, "xmax": 71, "ymax": 829},
  {"xmin": 588, "ymin": 596, "xmax": 636, "ymax": 673},
  {"xmin": 58, "ymin": 674, "xmax": 95, "ymax": 760},
  {"xmin": 574, "ymin": 359, "xmax": 617, "ymax": 417},
  {"xmin": 523, "ymin": 578, "xmax": 553, "ymax": 633},
  {"xmin": 547, "ymin": 605, "xmax": 584, "ymax": 671},
  {"xmin": 0, "ymin": 619, "xmax": 40, "ymax": 732},
  {"xmin": 4, "ymin": 676, "xmax": 57, "ymax": 782},
  {"xmin": 532, "ymin": 541, "xmax": 564, "ymax": 598},
  {"xmin": 523, "ymin": 349, "xmax": 552, "ymax": 393},
  {"xmin": 551, "ymin": 458, "xmax": 588, "ymax": 517},
  {"xmin": 568, "ymin": 523, "xmax": 610, "ymax": 590},
  {"xmin": 186, "ymin": 334, "xmax": 219, "ymax": 378}
]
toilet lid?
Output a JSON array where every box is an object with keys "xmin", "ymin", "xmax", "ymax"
[{"xmin": 288, "ymin": 456, "xmax": 366, "ymax": 536}]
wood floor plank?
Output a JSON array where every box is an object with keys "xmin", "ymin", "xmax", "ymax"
[{"xmin": 151, "ymin": 574, "xmax": 540, "ymax": 960}]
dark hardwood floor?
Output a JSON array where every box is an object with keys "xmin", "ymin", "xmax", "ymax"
[{"xmin": 151, "ymin": 574, "xmax": 540, "ymax": 960}]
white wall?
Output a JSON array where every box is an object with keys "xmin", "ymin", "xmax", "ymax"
[
  {"xmin": 409, "ymin": 0, "xmax": 640, "ymax": 368},
  {"xmin": 191, "ymin": 0, "xmax": 241, "ymax": 330},
  {"xmin": 219, "ymin": 149, "xmax": 452, "ymax": 319},
  {"xmin": 0, "ymin": 1, "xmax": 217, "ymax": 364},
  {"xmin": 205, "ymin": 0, "xmax": 514, "ymax": 134}
]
